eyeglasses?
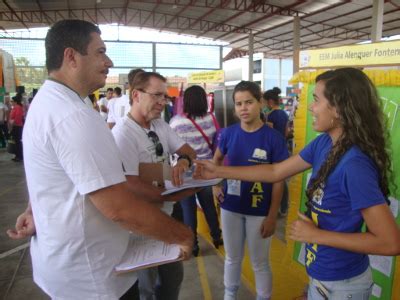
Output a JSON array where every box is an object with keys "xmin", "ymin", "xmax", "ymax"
[
  {"xmin": 138, "ymin": 89, "xmax": 170, "ymax": 103},
  {"xmin": 147, "ymin": 130, "xmax": 164, "ymax": 157}
]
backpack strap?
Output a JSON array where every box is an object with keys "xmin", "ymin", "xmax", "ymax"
[{"xmin": 187, "ymin": 117, "xmax": 213, "ymax": 150}]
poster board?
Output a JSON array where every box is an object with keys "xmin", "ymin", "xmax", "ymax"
[{"xmin": 299, "ymin": 40, "xmax": 400, "ymax": 69}]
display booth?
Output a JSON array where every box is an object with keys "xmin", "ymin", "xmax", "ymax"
[{"xmin": 288, "ymin": 39, "xmax": 400, "ymax": 300}]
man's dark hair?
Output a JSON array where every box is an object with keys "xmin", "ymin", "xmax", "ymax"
[
  {"xmin": 107, "ymin": 87, "xmax": 113, "ymax": 92},
  {"xmin": 45, "ymin": 19, "xmax": 101, "ymax": 72},
  {"xmin": 114, "ymin": 87, "xmax": 122, "ymax": 96},
  {"xmin": 183, "ymin": 85, "xmax": 208, "ymax": 119}
]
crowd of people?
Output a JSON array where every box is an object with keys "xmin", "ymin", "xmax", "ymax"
[{"xmin": 5, "ymin": 19, "xmax": 400, "ymax": 300}]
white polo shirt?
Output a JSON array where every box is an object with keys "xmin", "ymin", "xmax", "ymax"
[
  {"xmin": 107, "ymin": 95, "xmax": 130, "ymax": 124},
  {"xmin": 23, "ymin": 80, "xmax": 136, "ymax": 299},
  {"xmin": 111, "ymin": 116, "xmax": 184, "ymax": 215}
]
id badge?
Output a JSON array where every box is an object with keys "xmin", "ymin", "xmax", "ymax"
[{"xmin": 227, "ymin": 179, "xmax": 241, "ymax": 196}]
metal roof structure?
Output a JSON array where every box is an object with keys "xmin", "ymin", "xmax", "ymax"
[{"xmin": 0, "ymin": 0, "xmax": 399, "ymax": 58}]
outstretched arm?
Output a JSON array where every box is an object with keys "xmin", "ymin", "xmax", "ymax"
[
  {"xmin": 7, "ymin": 202, "xmax": 36, "ymax": 239},
  {"xmin": 195, "ymin": 154, "xmax": 311, "ymax": 183}
]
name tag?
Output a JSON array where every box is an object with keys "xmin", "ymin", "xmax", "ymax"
[{"xmin": 227, "ymin": 179, "xmax": 241, "ymax": 196}]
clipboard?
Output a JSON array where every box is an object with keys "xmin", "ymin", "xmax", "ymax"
[{"xmin": 138, "ymin": 161, "xmax": 171, "ymax": 187}]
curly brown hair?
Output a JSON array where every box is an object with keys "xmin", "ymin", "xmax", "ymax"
[{"xmin": 306, "ymin": 68, "xmax": 393, "ymax": 211}]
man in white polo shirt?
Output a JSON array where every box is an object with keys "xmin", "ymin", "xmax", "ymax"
[
  {"xmin": 108, "ymin": 86, "xmax": 130, "ymax": 129},
  {"xmin": 8, "ymin": 19, "xmax": 193, "ymax": 300},
  {"xmin": 112, "ymin": 71, "xmax": 197, "ymax": 300}
]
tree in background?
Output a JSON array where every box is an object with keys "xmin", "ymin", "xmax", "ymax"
[{"xmin": 15, "ymin": 57, "xmax": 47, "ymax": 93}]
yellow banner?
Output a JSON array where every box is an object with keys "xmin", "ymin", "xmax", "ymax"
[
  {"xmin": 187, "ymin": 70, "xmax": 224, "ymax": 83},
  {"xmin": 300, "ymin": 40, "xmax": 400, "ymax": 69}
]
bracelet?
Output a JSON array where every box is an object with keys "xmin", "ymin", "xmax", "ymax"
[{"xmin": 177, "ymin": 154, "xmax": 192, "ymax": 168}]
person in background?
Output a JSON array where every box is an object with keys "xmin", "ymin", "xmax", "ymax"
[
  {"xmin": 170, "ymin": 85, "xmax": 223, "ymax": 257},
  {"xmin": 112, "ymin": 71, "xmax": 197, "ymax": 300},
  {"xmin": 7, "ymin": 19, "xmax": 193, "ymax": 300},
  {"xmin": 263, "ymin": 89, "xmax": 289, "ymax": 138},
  {"xmin": 108, "ymin": 86, "xmax": 131, "ymax": 129},
  {"xmin": 9, "ymin": 93, "xmax": 24, "ymax": 162},
  {"xmin": 263, "ymin": 88, "xmax": 290, "ymax": 216},
  {"xmin": 0, "ymin": 99, "xmax": 9, "ymax": 148},
  {"xmin": 88, "ymin": 93, "xmax": 100, "ymax": 111},
  {"xmin": 101, "ymin": 87, "xmax": 114, "ymax": 120},
  {"xmin": 195, "ymin": 68, "xmax": 400, "ymax": 300},
  {"xmin": 212, "ymin": 81, "xmax": 288, "ymax": 300}
]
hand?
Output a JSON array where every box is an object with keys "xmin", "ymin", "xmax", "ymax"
[
  {"xmin": 193, "ymin": 160, "xmax": 218, "ymax": 180},
  {"xmin": 288, "ymin": 212, "xmax": 319, "ymax": 243},
  {"xmin": 260, "ymin": 216, "xmax": 277, "ymax": 238},
  {"xmin": 7, "ymin": 210, "xmax": 36, "ymax": 239},
  {"xmin": 212, "ymin": 185, "xmax": 224, "ymax": 203},
  {"xmin": 171, "ymin": 159, "xmax": 190, "ymax": 187}
]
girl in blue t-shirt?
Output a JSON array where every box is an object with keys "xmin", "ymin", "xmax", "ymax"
[
  {"xmin": 212, "ymin": 81, "xmax": 288, "ymax": 300},
  {"xmin": 196, "ymin": 68, "xmax": 400, "ymax": 300}
]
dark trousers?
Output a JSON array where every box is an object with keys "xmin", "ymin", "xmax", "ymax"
[
  {"xmin": 11, "ymin": 126, "xmax": 23, "ymax": 159},
  {"xmin": 138, "ymin": 260, "xmax": 184, "ymax": 300},
  {"xmin": 120, "ymin": 280, "xmax": 140, "ymax": 300},
  {"xmin": 0, "ymin": 122, "xmax": 9, "ymax": 146},
  {"xmin": 280, "ymin": 182, "xmax": 289, "ymax": 214},
  {"xmin": 180, "ymin": 186, "xmax": 221, "ymax": 247}
]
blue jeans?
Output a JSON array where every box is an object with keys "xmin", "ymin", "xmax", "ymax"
[
  {"xmin": 180, "ymin": 186, "xmax": 221, "ymax": 247},
  {"xmin": 308, "ymin": 268, "xmax": 373, "ymax": 300},
  {"xmin": 138, "ymin": 260, "xmax": 183, "ymax": 300}
]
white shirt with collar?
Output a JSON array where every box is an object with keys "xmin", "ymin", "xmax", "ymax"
[
  {"xmin": 23, "ymin": 80, "xmax": 136, "ymax": 299},
  {"xmin": 112, "ymin": 116, "xmax": 185, "ymax": 215}
]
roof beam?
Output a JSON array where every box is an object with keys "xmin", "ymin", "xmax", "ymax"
[
  {"xmin": 2, "ymin": 0, "xmax": 30, "ymax": 30},
  {"xmin": 118, "ymin": 0, "xmax": 130, "ymax": 25},
  {"xmin": 158, "ymin": 0, "xmax": 195, "ymax": 32},
  {"xmin": 214, "ymin": 0, "xmax": 305, "ymax": 40},
  {"xmin": 129, "ymin": 0, "xmax": 303, "ymax": 14},
  {"xmin": 196, "ymin": 10, "xmax": 245, "ymax": 37},
  {"xmin": 229, "ymin": 0, "xmax": 351, "ymax": 46},
  {"xmin": 253, "ymin": 6, "xmax": 400, "ymax": 52},
  {"xmin": 262, "ymin": 20, "xmax": 400, "ymax": 57},
  {"xmin": 177, "ymin": 0, "xmax": 230, "ymax": 35},
  {"xmin": 0, "ymin": 7, "xmax": 252, "ymax": 33},
  {"xmin": 35, "ymin": 0, "xmax": 52, "ymax": 25},
  {"xmin": 140, "ymin": 3, "xmax": 160, "ymax": 29}
]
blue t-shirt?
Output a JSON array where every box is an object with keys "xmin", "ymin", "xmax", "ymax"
[
  {"xmin": 219, "ymin": 123, "xmax": 289, "ymax": 216},
  {"xmin": 299, "ymin": 133, "xmax": 386, "ymax": 281},
  {"xmin": 267, "ymin": 109, "xmax": 288, "ymax": 137}
]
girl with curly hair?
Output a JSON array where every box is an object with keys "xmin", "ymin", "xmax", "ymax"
[{"xmin": 195, "ymin": 68, "xmax": 400, "ymax": 299}]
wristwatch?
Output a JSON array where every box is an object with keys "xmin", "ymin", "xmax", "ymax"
[{"xmin": 177, "ymin": 154, "xmax": 192, "ymax": 168}]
